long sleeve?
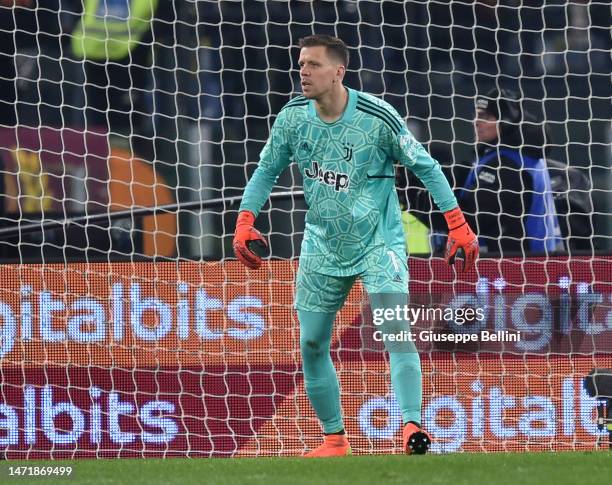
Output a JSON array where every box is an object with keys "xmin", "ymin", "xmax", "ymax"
[
  {"xmin": 239, "ymin": 110, "xmax": 293, "ymax": 216},
  {"xmin": 385, "ymin": 125, "xmax": 458, "ymax": 213}
]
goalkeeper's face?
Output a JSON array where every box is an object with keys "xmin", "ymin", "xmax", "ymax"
[{"xmin": 298, "ymin": 46, "xmax": 345, "ymax": 99}]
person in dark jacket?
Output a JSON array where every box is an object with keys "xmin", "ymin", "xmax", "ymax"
[
  {"xmin": 460, "ymin": 88, "xmax": 564, "ymax": 254},
  {"xmin": 399, "ymin": 88, "xmax": 564, "ymax": 256}
]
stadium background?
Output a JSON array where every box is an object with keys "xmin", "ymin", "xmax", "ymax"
[{"xmin": 0, "ymin": 0, "xmax": 610, "ymax": 458}]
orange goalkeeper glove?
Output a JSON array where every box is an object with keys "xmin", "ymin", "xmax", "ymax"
[
  {"xmin": 233, "ymin": 211, "xmax": 268, "ymax": 269},
  {"xmin": 443, "ymin": 207, "xmax": 479, "ymax": 272}
]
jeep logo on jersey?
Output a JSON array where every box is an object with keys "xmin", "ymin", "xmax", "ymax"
[{"xmin": 304, "ymin": 161, "xmax": 350, "ymax": 192}]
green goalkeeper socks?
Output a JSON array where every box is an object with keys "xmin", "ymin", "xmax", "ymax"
[
  {"xmin": 298, "ymin": 310, "xmax": 344, "ymax": 434},
  {"xmin": 369, "ymin": 293, "xmax": 423, "ymax": 425},
  {"xmin": 389, "ymin": 352, "xmax": 423, "ymax": 425},
  {"xmin": 298, "ymin": 294, "xmax": 423, "ymax": 433}
]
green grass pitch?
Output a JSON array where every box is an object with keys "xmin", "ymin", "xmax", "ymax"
[{"xmin": 3, "ymin": 452, "xmax": 611, "ymax": 485}]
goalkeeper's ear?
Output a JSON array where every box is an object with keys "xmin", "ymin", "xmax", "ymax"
[{"xmin": 335, "ymin": 63, "xmax": 346, "ymax": 83}]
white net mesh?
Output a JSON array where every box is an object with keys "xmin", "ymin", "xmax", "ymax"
[{"xmin": 0, "ymin": 0, "xmax": 610, "ymax": 458}]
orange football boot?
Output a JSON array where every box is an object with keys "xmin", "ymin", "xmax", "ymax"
[
  {"xmin": 403, "ymin": 423, "xmax": 431, "ymax": 455},
  {"xmin": 305, "ymin": 434, "xmax": 352, "ymax": 458}
]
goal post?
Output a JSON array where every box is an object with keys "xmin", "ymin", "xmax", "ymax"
[{"xmin": 0, "ymin": 0, "xmax": 610, "ymax": 458}]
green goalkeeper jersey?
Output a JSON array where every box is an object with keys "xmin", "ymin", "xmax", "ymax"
[{"xmin": 239, "ymin": 87, "xmax": 458, "ymax": 276}]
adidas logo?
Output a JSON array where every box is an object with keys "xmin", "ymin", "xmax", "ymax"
[{"xmin": 392, "ymin": 273, "xmax": 402, "ymax": 283}]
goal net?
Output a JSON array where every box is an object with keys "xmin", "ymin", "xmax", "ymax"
[{"xmin": 0, "ymin": 1, "xmax": 610, "ymax": 458}]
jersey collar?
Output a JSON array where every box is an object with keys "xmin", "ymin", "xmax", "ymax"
[{"xmin": 308, "ymin": 87, "xmax": 357, "ymax": 125}]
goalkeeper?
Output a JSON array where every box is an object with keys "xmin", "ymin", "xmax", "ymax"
[{"xmin": 233, "ymin": 35, "xmax": 478, "ymax": 457}]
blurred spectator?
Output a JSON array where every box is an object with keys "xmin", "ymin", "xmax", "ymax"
[
  {"xmin": 70, "ymin": 0, "xmax": 160, "ymax": 138},
  {"xmin": 459, "ymin": 88, "xmax": 564, "ymax": 254},
  {"xmin": 0, "ymin": 0, "xmax": 80, "ymax": 127},
  {"xmin": 403, "ymin": 88, "xmax": 565, "ymax": 255}
]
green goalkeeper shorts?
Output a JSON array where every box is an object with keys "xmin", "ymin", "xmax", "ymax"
[{"xmin": 295, "ymin": 246, "xmax": 408, "ymax": 313}]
